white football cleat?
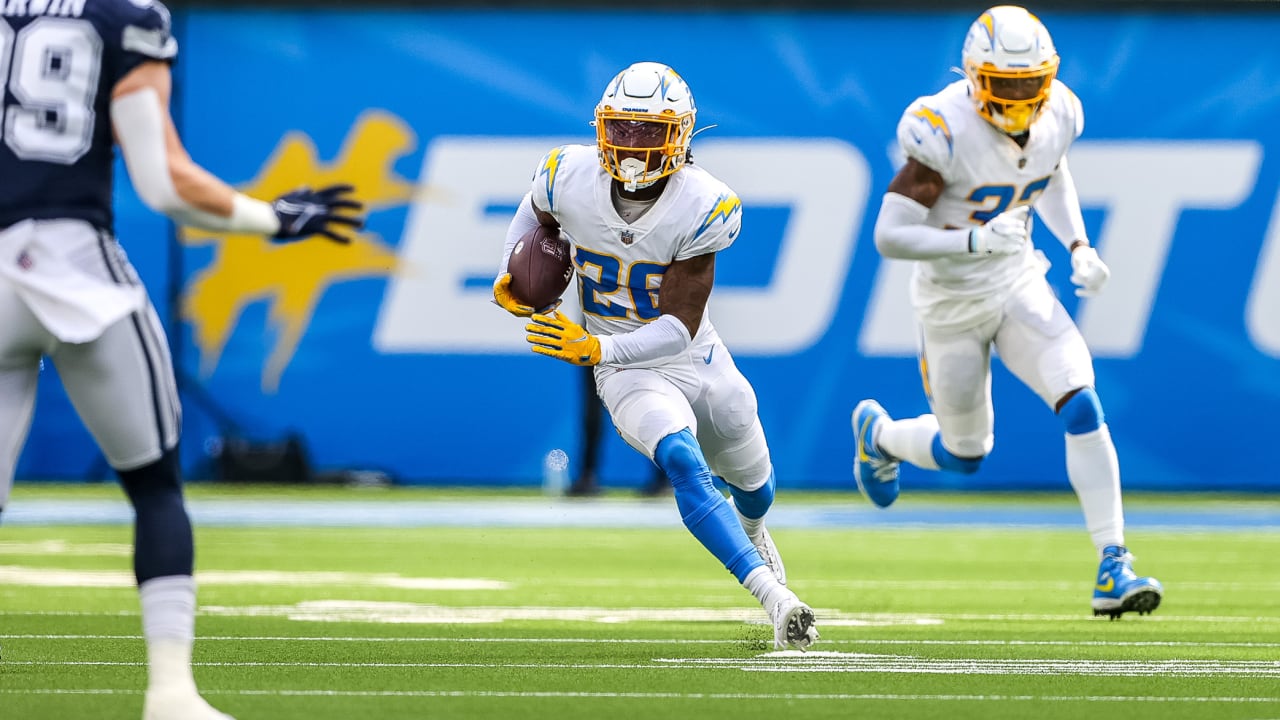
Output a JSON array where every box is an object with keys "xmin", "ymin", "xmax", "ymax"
[
  {"xmin": 770, "ymin": 594, "xmax": 819, "ymax": 651},
  {"xmin": 752, "ymin": 526, "xmax": 787, "ymax": 586},
  {"xmin": 143, "ymin": 689, "xmax": 235, "ymax": 720}
]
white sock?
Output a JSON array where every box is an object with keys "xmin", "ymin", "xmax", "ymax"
[
  {"xmin": 139, "ymin": 575, "xmax": 198, "ymax": 693},
  {"xmin": 877, "ymin": 414, "xmax": 942, "ymax": 470},
  {"xmin": 742, "ymin": 565, "xmax": 793, "ymax": 611},
  {"xmin": 734, "ymin": 504, "xmax": 764, "ymax": 543},
  {"xmin": 1065, "ymin": 424, "xmax": 1125, "ymax": 555}
]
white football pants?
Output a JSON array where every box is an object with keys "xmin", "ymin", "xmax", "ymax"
[
  {"xmin": 0, "ymin": 220, "xmax": 180, "ymax": 509},
  {"xmin": 595, "ymin": 328, "xmax": 772, "ymax": 492},
  {"xmin": 920, "ymin": 273, "xmax": 1094, "ymax": 457}
]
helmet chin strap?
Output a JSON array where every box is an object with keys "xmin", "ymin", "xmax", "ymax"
[{"xmin": 618, "ymin": 157, "xmax": 658, "ymax": 192}]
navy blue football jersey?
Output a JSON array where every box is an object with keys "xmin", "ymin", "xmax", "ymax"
[{"xmin": 0, "ymin": 0, "xmax": 177, "ymax": 231}]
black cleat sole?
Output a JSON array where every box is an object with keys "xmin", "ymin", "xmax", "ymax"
[
  {"xmin": 787, "ymin": 607, "xmax": 817, "ymax": 650},
  {"xmin": 1093, "ymin": 589, "xmax": 1162, "ymax": 620}
]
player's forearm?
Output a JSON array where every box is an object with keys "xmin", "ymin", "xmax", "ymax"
[
  {"xmin": 112, "ymin": 88, "xmax": 279, "ymax": 235},
  {"xmin": 874, "ymin": 192, "xmax": 969, "ymax": 259},
  {"xmin": 167, "ymin": 152, "xmax": 234, "ymax": 217},
  {"xmin": 499, "ymin": 194, "xmax": 542, "ymax": 275},
  {"xmin": 1035, "ymin": 159, "xmax": 1090, "ymax": 250},
  {"xmin": 597, "ymin": 314, "xmax": 692, "ymax": 366}
]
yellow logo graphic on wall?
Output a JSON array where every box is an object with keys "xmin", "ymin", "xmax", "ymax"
[{"xmin": 182, "ymin": 110, "xmax": 417, "ymax": 393}]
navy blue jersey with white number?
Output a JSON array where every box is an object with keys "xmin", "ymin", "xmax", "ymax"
[{"xmin": 0, "ymin": 0, "xmax": 176, "ymax": 231}]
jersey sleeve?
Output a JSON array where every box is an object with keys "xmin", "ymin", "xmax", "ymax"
[
  {"xmin": 1056, "ymin": 82, "xmax": 1085, "ymax": 143},
  {"xmin": 897, "ymin": 101, "xmax": 957, "ymax": 182},
  {"xmin": 111, "ymin": 0, "xmax": 179, "ymax": 80},
  {"xmin": 677, "ymin": 190, "xmax": 742, "ymax": 260},
  {"xmin": 529, "ymin": 145, "xmax": 570, "ymax": 215}
]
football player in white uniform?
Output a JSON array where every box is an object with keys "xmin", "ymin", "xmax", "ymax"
[
  {"xmin": 493, "ymin": 62, "xmax": 818, "ymax": 650},
  {"xmin": 852, "ymin": 6, "xmax": 1162, "ymax": 619}
]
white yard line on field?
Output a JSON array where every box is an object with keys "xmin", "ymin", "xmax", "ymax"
[
  {"xmin": 3, "ymin": 605, "xmax": 1279, "ymax": 624},
  {"xmin": 1, "ymin": 688, "xmax": 1279, "ymax": 703},
  {"xmin": 0, "ymin": 541, "xmax": 131, "ymax": 556},
  {"xmin": 7, "ymin": 654, "xmax": 1280, "ymax": 681},
  {"xmin": 4, "ymin": 634, "xmax": 1280, "ymax": 649},
  {"xmin": 6, "ymin": 564, "xmax": 1280, "ymax": 593},
  {"xmin": 0, "ymin": 566, "xmax": 507, "ymax": 590},
  {"xmin": 11, "ymin": 654, "xmax": 1280, "ymax": 678}
]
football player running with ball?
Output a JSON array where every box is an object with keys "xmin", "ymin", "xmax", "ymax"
[
  {"xmin": 0, "ymin": 2, "xmax": 363, "ymax": 718},
  {"xmin": 852, "ymin": 5, "xmax": 1161, "ymax": 619},
  {"xmin": 493, "ymin": 62, "xmax": 818, "ymax": 650}
]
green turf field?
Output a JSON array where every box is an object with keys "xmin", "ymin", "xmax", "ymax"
[{"xmin": 2, "ymin": 487, "xmax": 1279, "ymax": 719}]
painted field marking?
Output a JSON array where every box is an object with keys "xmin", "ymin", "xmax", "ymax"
[
  {"xmin": 548, "ymin": 578, "xmax": 1280, "ymax": 592},
  {"xmin": 3, "ymin": 606, "xmax": 1279, "ymax": 624},
  {"xmin": 11, "ymin": 655, "xmax": 1280, "ymax": 678},
  {"xmin": 1, "ymin": 688, "xmax": 1278, "ymax": 703},
  {"xmin": 4, "ymin": 634, "xmax": 1280, "ymax": 649},
  {"xmin": 6, "ymin": 565, "xmax": 1280, "ymax": 594},
  {"xmin": 657, "ymin": 652, "xmax": 1280, "ymax": 677},
  {"xmin": 193, "ymin": 600, "xmax": 937, "ymax": 626},
  {"xmin": 0, "ymin": 567, "xmax": 507, "ymax": 590},
  {"xmin": 0, "ymin": 541, "xmax": 130, "ymax": 556}
]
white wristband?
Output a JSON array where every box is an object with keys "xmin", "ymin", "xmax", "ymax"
[{"xmin": 229, "ymin": 194, "xmax": 281, "ymax": 235}]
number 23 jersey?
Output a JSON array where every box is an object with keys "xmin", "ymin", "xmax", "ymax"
[
  {"xmin": 529, "ymin": 144, "xmax": 742, "ymax": 352},
  {"xmin": 897, "ymin": 78, "xmax": 1084, "ymax": 330}
]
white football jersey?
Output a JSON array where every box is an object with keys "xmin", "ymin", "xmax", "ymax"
[
  {"xmin": 896, "ymin": 78, "xmax": 1084, "ymax": 329},
  {"xmin": 529, "ymin": 144, "xmax": 742, "ymax": 345}
]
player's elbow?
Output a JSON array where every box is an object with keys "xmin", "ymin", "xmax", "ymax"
[
  {"xmin": 873, "ymin": 221, "xmax": 911, "ymax": 259},
  {"xmin": 132, "ymin": 171, "xmax": 183, "ymax": 217},
  {"xmin": 134, "ymin": 159, "xmax": 199, "ymax": 220}
]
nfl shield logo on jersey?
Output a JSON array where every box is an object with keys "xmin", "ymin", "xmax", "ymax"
[{"xmin": 620, "ymin": 229, "xmax": 635, "ymax": 246}]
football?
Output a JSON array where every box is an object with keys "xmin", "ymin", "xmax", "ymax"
[{"xmin": 507, "ymin": 225, "xmax": 573, "ymax": 311}]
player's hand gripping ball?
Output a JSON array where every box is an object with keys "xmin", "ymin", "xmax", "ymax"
[{"xmin": 502, "ymin": 226, "xmax": 573, "ymax": 314}]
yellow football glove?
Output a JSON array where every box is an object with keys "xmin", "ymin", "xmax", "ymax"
[
  {"xmin": 493, "ymin": 273, "xmax": 536, "ymax": 317},
  {"xmin": 526, "ymin": 310, "xmax": 601, "ymax": 366}
]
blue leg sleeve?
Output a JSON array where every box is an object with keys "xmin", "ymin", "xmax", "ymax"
[
  {"xmin": 1059, "ymin": 388, "xmax": 1104, "ymax": 435},
  {"xmin": 654, "ymin": 430, "xmax": 765, "ymax": 583},
  {"xmin": 728, "ymin": 469, "xmax": 775, "ymax": 520},
  {"xmin": 931, "ymin": 435, "xmax": 984, "ymax": 475},
  {"xmin": 117, "ymin": 449, "xmax": 194, "ymax": 585}
]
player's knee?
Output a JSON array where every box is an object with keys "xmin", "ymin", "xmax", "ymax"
[
  {"xmin": 707, "ymin": 386, "xmax": 757, "ymax": 440},
  {"xmin": 728, "ymin": 468, "xmax": 774, "ymax": 520},
  {"xmin": 117, "ymin": 449, "xmax": 183, "ymax": 508},
  {"xmin": 653, "ymin": 429, "xmax": 707, "ymax": 483},
  {"xmin": 931, "ymin": 435, "xmax": 984, "ymax": 474},
  {"xmin": 1059, "ymin": 387, "xmax": 1104, "ymax": 435}
]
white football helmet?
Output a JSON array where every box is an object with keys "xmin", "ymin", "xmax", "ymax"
[
  {"xmin": 594, "ymin": 62, "xmax": 696, "ymax": 190},
  {"xmin": 962, "ymin": 5, "xmax": 1060, "ymax": 134}
]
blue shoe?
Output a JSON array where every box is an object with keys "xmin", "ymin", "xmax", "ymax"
[
  {"xmin": 852, "ymin": 399, "xmax": 900, "ymax": 508},
  {"xmin": 1092, "ymin": 545, "xmax": 1163, "ymax": 620}
]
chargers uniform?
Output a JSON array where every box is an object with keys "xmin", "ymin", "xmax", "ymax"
[
  {"xmin": 896, "ymin": 78, "xmax": 1093, "ymax": 456},
  {"xmin": 0, "ymin": 0, "xmax": 179, "ymax": 508},
  {"xmin": 530, "ymin": 144, "xmax": 771, "ymax": 488},
  {"xmin": 501, "ymin": 61, "xmax": 816, "ymax": 650},
  {"xmin": 854, "ymin": 6, "xmax": 1161, "ymax": 620}
]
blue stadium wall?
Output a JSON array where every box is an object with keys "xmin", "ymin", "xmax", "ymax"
[{"xmin": 16, "ymin": 8, "xmax": 1280, "ymax": 491}]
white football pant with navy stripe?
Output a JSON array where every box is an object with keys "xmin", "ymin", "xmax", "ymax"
[{"xmin": 0, "ymin": 219, "xmax": 180, "ymax": 509}]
